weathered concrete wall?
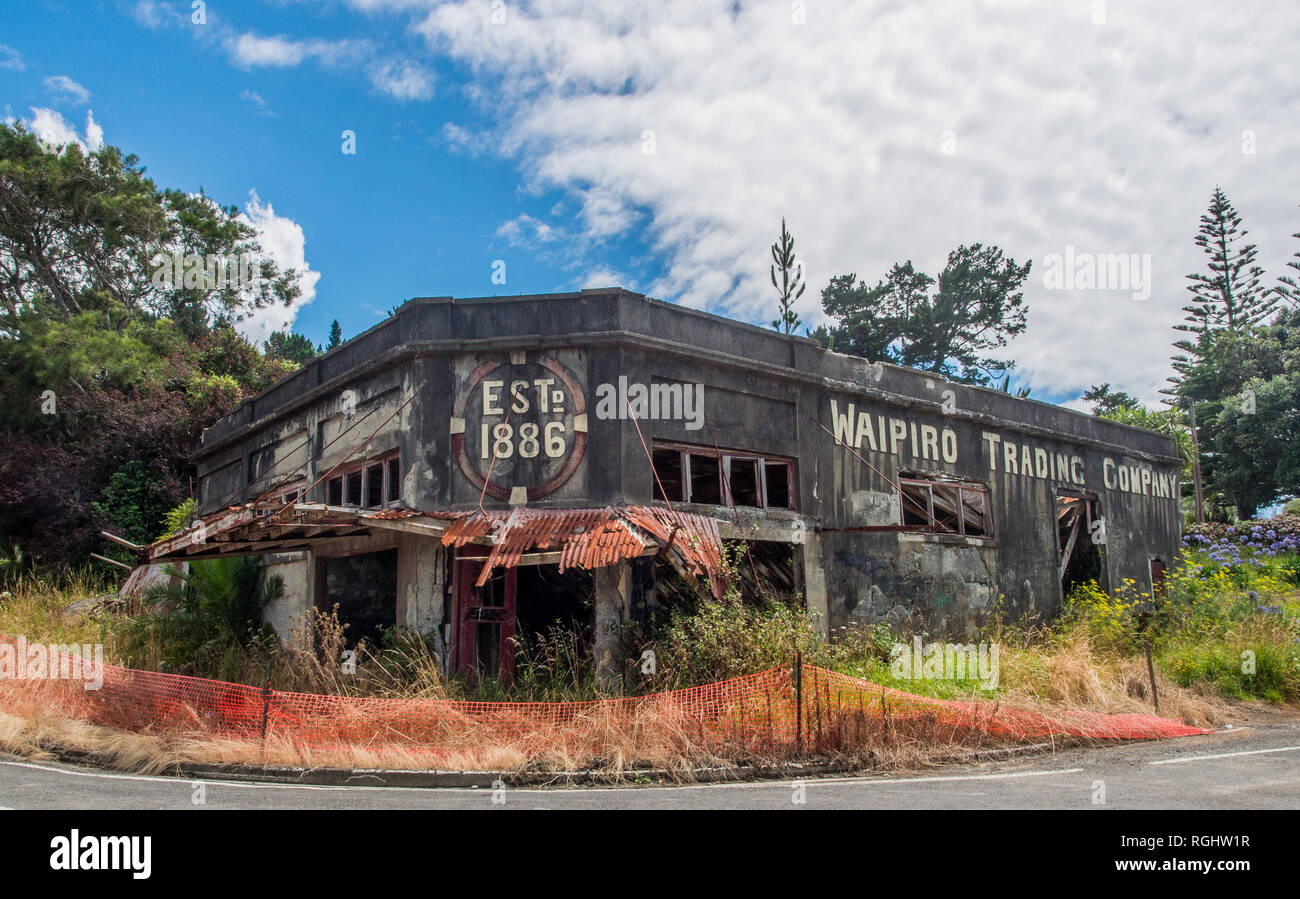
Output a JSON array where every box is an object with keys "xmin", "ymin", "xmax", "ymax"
[{"xmin": 190, "ymin": 289, "xmax": 1183, "ymax": 643}]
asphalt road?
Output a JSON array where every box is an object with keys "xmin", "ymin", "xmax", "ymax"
[{"xmin": 1, "ymin": 721, "xmax": 1298, "ymax": 809}]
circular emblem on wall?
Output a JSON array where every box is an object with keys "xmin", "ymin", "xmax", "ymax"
[{"xmin": 451, "ymin": 352, "xmax": 588, "ymax": 502}]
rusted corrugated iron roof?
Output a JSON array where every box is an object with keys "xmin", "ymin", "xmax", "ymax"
[
  {"xmin": 144, "ymin": 498, "xmax": 727, "ymax": 598},
  {"xmin": 443, "ymin": 505, "xmax": 726, "ymax": 596}
]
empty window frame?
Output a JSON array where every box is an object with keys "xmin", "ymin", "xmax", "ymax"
[
  {"xmin": 651, "ymin": 443, "xmax": 795, "ymax": 510},
  {"xmin": 324, "ymin": 452, "xmax": 401, "ymax": 508},
  {"xmin": 652, "ymin": 449, "xmax": 684, "ymax": 502},
  {"xmin": 898, "ymin": 477, "xmax": 991, "ymax": 538}
]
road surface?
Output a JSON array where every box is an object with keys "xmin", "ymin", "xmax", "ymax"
[{"xmin": 1, "ymin": 719, "xmax": 1297, "ymax": 810}]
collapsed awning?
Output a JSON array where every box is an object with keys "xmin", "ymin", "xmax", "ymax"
[
  {"xmin": 146, "ymin": 501, "xmax": 727, "ymax": 597},
  {"xmin": 444, "ymin": 505, "xmax": 726, "ymax": 596}
]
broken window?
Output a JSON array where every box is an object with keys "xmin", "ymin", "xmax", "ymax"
[
  {"xmin": 652, "ymin": 449, "xmax": 684, "ymax": 502},
  {"xmin": 900, "ymin": 481, "xmax": 932, "ymax": 527},
  {"xmin": 899, "ymin": 476, "xmax": 992, "ymax": 538},
  {"xmin": 764, "ymin": 462, "xmax": 792, "ymax": 508},
  {"xmin": 387, "ymin": 456, "xmax": 401, "ymax": 503},
  {"xmin": 364, "ymin": 463, "xmax": 384, "ymax": 508},
  {"xmin": 652, "ymin": 442, "xmax": 796, "ymax": 510},
  {"xmin": 688, "ymin": 453, "xmax": 723, "ymax": 504},
  {"xmin": 960, "ymin": 489, "xmax": 988, "ymax": 537},
  {"xmin": 322, "ymin": 451, "xmax": 400, "ymax": 507},
  {"xmin": 728, "ymin": 457, "xmax": 761, "ymax": 506}
]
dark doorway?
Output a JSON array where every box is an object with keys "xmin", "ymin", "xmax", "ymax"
[
  {"xmin": 516, "ymin": 565, "xmax": 595, "ymax": 644},
  {"xmin": 1057, "ymin": 492, "xmax": 1103, "ymax": 599},
  {"xmin": 321, "ymin": 549, "xmax": 398, "ymax": 647},
  {"xmin": 1150, "ymin": 558, "xmax": 1167, "ymax": 599},
  {"xmin": 455, "ymin": 561, "xmax": 516, "ymax": 685}
]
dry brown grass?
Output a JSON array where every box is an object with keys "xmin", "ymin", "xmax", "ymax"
[
  {"xmin": 0, "ymin": 671, "xmax": 1023, "ymax": 782},
  {"xmin": 998, "ymin": 629, "xmax": 1222, "ymax": 728}
]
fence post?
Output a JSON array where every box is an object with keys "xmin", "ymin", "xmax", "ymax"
[
  {"xmin": 1144, "ymin": 641, "xmax": 1160, "ymax": 712},
  {"xmin": 260, "ymin": 656, "xmax": 273, "ymax": 745},
  {"xmin": 793, "ymin": 651, "xmax": 803, "ymax": 756}
]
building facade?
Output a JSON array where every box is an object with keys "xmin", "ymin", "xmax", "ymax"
[{"xmin": 149, "ymin": 289, "xmax": 1183, "ymax": 683}]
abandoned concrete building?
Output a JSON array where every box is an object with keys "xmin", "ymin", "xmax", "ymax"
[{"xmin": 148, "ymin": 288, "xmax": 1183, "ymax": 684}]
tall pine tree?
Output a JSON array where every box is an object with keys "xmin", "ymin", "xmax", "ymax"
[
  {"xmin": 1275, "ymin": 206, "xmax": 1300, "ymax": 309},
  {"xmin": 770, "ymin": 219, "xmax": 805, "ymax": 334},
  {"xmin": 1168, "ymin": 187, "xmax": 1275, "ymax": 394}
]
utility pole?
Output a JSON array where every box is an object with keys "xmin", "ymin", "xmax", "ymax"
[{"xmin": 1187, "ymin": 402, "xmax": 1205, "ymax": 524}]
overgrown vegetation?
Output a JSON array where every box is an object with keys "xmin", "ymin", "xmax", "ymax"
[
  {"xmin": 3, "ymin": 529, "xmax": 1294, "ymax": 717},
  {"xmin": 3, "ymin": 529, "xmax": 1297, "ymax": 776},
  {"xmin": 0, "ymin": 121, "xmax": 319, "ymax": 572}
]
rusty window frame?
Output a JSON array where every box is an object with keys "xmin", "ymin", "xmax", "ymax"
[
  {"xmin": 322, "ymin": 450, "xmax": 401, "ymax": 508},
  {"xmin": 653, "ymin": 441, "xmax": 796, "ymax": 510},
  {"xmin": 898, "ymin": 476, "xmax": 992, "ymax": 538}
]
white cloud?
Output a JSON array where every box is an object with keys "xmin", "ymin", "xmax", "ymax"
[
  {"xmin": 0, "ymin": 44, "xmax": 24, "ymax": 71},
  {"xmin": 131, "ymin": 0, "xmax": 188, "ymax": 29},
  {"xmin": 239, "ymin": 90, "xmax": 275, "ymax": 116},
  {"xmin": 230, "ymin": 34, "xmax": 309, "ymax": 67},
  {"xmin": 580, "ymin": 266, "xmax": 635, "ymax": 290},
  {"xmin": 407, "ymin": 0, "xmax": 1300, "ymax": 405},
  {"xmin": 496, "ymin": 213, "xmax": 564, "ymax": 248},
  {"xmin": 441, "ymin": 121, "xmax": 472, "ymax": 150},
  {"xmin": 228, "ymin": 33, "xmax": 368, "ymax": 69},
  {"xmin": 368, "ymin": 59, "xmax": 435, "ymax": 101},
  {"xmin": 84, "ymin": 111, "xmax": 103, "ymax": 152},
  {"xmin": 235, "ymin": 191, "xmax": 322, "ymax": 345},
  {"xmin": 44, "ymin": 75, "xmax": 90, "ymax": 105},
  {"xmin": 25, "ymin": 108, "xmax": 103, "ymax": 153}
]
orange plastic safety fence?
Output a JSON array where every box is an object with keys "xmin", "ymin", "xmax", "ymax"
[{"xmin": 0, "ymin": 637, "xmax": 1209, "ymax": 764}]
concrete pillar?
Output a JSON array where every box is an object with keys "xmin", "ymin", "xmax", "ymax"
[
  {"xmin": 396, "ymin": 535, "xmax": 449, "ymax": 664},
  {"xmin": 593, "ymin": 561, "xmax": 631, "ymax": 692},
  {"xmin": 800, "ymin": 533, "xmax": 830, "ymax": 637},
  {"xmin": 261, "ymin": 551, "xmax": 315, "ymax": 646}
]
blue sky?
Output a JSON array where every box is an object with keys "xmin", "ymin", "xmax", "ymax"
[
  {"xmin": 3, "ymin": 0, "xmax": 1299, "ymax": 408},
  {"xmin": 2, "ymin": 0, "xmax": 652, "ymax": 346}
]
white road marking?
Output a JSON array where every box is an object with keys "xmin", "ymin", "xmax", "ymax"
[
  {"xmin": 0, "ymin": 759, "xmax": 346, "ymax": 791},
  {"xmin": 0, "ymin": 757, "xmax": 1085, "ymax": 796},
  {"xmin": 1150, "ymin": 745, "xmax": 1300, "ymax": 765},
  {"xmin": 804, "ymin": 768, "xmax": 1086, "ymax": 787}
]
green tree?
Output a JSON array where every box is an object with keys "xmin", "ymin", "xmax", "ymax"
[
  {"xmin": 0, "ymin": 122, "xmax": 304, "ymax": 568},
  {"xmin": 1168, "ymin": 187, "xmax": 1275, "ymax": 395},
  {"xmin": 1174, "ymin": 308, "xmax": 1300, "ymax": 517},
  {"xmin": 326, "ymin": 319, "xmax": 343, "ymax": 349},
  {"xmin": 1276, "ymin": 208, "xmax": 1300, "ymax": 309},
  {"xmin": 1098, "ymin": 404, "xmax": 1194, "ymax": 482},
  {"xmin": 769, "ymin": 219, "xmax": 805, "ymax": 335},
  {"xmin": 817, "ymin": 244, "xmax": 1030, "ymax": 385},
  {"xmin": 264, "ymin": 330, "xmax": 318, "ymax": 365},
  {"xmin": 1083, "ymin": 383, "xmax": 1142, "ymax": 416},
  {"xmin": 1209, "ymin": 372, "xmax": 1300, "ymax": 518}
]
